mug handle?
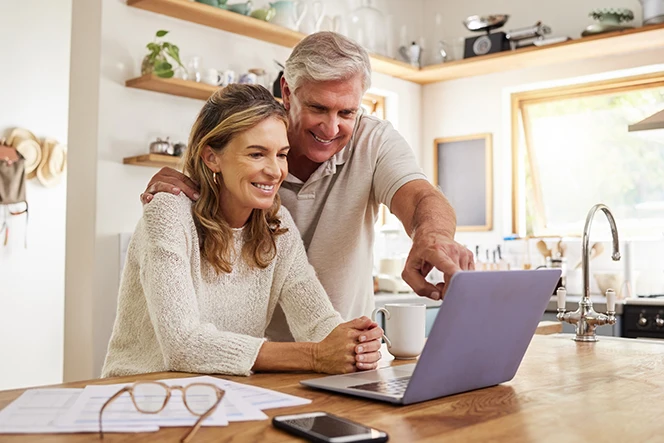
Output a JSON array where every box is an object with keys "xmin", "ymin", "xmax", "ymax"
[{"xmin": 370, "ymin": 307, "xmax": 392, "ymax": 348}]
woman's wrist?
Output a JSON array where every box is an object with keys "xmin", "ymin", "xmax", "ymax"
[
  {"xmin": 252, "ymin": 341, "xmax": 318, "ymax": 372},
  {"xmin": 310, "ymin": 342, "xmax": 320, "ymax": 373}
]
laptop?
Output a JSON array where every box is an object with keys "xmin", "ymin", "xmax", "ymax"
[{"xmin": 301, "ymin": 269, "xmax": 561, "ymax": 405}]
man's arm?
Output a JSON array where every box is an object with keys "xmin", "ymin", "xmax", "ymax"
[
  {"xmin": 390, "ymin": 179, "xmax": 475, "ymax": 300},
  {"xmin": 140, "ymin": 167, "xmax": 200, "ymax": 204}
]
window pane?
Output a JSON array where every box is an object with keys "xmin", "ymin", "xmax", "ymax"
[{"xmin": 521, "ymin": 85, "xmax": 664, "ymax": 237}]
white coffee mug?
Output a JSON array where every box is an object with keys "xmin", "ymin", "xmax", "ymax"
[
  {"xmin": 221, "ymin": 70, "xmax": 236, "ymax": 87},
  {"xmin": 202, "ymin": 68, "xmax": 222, "ymax": 86},
  {"xmin": 371, "ymin": 303, "xmax": 426, "ymax": 359}
]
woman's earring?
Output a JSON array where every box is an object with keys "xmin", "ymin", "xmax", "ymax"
[{"xmin": 213, "ymin": 172, "xmax": 218, "ymax": 185}]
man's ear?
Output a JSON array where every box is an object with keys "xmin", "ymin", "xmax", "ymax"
[
  {"xmin": 281, "ymin": 76, "xmax": 291, "ymax": 111},
  {"xmin": 200, "ymin": 145, "xmax": 220, "ymax": 172}
]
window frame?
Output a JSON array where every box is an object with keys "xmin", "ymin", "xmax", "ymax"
[{"xmin": 510, "ymin": 71, "xmax": 664, "ymax": 236}]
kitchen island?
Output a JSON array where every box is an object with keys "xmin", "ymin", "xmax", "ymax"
[{"xmin": 1, "ymin": 334, "xmax": 663, "ymax": 442}]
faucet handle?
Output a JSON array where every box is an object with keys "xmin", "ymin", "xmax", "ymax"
[
  {"xmin": 556, "ymin": 287, "xmax": 567, "ymax": 310},
  {"xmin": 606, "ymin": 288, "xmax": 616, "ymax": 313}
]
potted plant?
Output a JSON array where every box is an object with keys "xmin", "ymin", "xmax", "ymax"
[{"xmin": 141, "ymin": 30, "xmax": 186, "ymax": 78}]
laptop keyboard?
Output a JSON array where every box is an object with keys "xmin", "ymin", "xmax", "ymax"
[{"xmin": 348, "ymin": 376, "xmax": 411, "ymax": 396}]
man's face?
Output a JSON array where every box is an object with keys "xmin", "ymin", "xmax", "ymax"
[{"xmin": 282, "ymin": 75, "xmax": 363, "ymax": 164}]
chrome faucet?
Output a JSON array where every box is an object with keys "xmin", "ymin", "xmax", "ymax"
[{"xmin": 557, "ymin": 204, "xmax": 621, "ymax": 342}]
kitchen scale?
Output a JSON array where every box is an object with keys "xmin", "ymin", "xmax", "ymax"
[{"xmin": 462, "ymin": 14, "xmax": 511, "ymax": 58}]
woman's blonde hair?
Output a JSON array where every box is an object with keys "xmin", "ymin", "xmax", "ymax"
[{"xmin": 183, "ymin": 84, "xmax": 289, "ymax": 274}]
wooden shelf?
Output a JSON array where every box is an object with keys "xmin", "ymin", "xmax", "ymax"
[
  {"xmin": 126, "ymin": 74, "xmax": 219, "ymax": 100},
  {"xmin": 123, "ymin": 153, "xmax": 182, "ymax": 169},
  {"xmin": 407, "ymin": 24, "xmax": 664, "ymax": 84},
  {"xmin": 126, "ymin": 74, "xmax": 284, "ymax": 102},
  {"xmin": 126, "ymin": 0, "xmax": 418, "ymax": 80},
  {"xmin": 127, "ymin": 0, "xmax": 664, "ymax": 84}
]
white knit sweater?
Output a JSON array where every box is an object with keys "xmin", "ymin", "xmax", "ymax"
[{"xmin": 102, "ymin": 193, "xmax": 343, "ymax": 377}]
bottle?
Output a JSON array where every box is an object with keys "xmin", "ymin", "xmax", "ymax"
[{"xmin": 347, "ymin": 0, "xmax": 388, "ymax": 56}]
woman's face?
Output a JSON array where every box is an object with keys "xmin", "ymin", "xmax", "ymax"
[{"xmin": 212, "ymin": 117, "xmax": 290, "ymax": 227}]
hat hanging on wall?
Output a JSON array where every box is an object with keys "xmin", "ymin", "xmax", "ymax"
[
  {"xmin": 16, "ymin": 140, "xmax": 42, "ymax": 179},
  {"xmin": 7, "ymin": 127, "xmax": 37, "ymax": 146},
  {"xmin": 36, "ymin": 138, "xmax": 67, "ymax": 188},
  {"xmin": 8, "ymin": 128, "xmax": 41, "ymax": 178}
]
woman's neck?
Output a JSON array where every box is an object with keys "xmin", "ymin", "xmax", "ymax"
[{"xmin": 219, "ymin": 205, "xmax": 251, "ymax": 229}]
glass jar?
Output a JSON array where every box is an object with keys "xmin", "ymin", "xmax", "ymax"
[
  {"xmin": 347, "ymin": 0, "xmax": 387, "ymax": 56},
  {"xmin": 186, "ymin": 56, "xmax": 202, "ymax": 83}
]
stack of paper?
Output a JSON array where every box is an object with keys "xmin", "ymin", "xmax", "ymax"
[{"xmin": 0, "ymin": 375, "xmax": 312, "ymax": 435}]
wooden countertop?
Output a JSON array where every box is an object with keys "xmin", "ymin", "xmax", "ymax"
[{"xmin": 2, "ymin": 334, "xmax": 664, "ymax": 442}]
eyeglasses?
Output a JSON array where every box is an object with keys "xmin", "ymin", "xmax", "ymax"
[{"xmin": 99, "ymin": 381, "xmax": 225, "ymax": 443}]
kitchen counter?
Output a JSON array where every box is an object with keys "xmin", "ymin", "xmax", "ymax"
[
  {"xmin": 376, "ymin": 291, "xmax": 626, "ymax": 313},
  {"xmin": 2, "ymin": 334, "xmax": 663, "ymax": 441}
]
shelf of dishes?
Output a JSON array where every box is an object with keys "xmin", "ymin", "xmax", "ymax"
[
  {"xmin": 127, "ymin": 0, "xmax": 664, "ymax": 85},
  {"xmin": 126, "ymin": 74, "xmax": 283, "ymax": 102},
  {"xmin": 127, "ymin": 0, "xmax": 419, "ymax": 81}
]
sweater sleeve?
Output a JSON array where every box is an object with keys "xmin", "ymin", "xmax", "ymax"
[
  {"xmin": 139, "ymin": 194, "xmax": 265, "ymax": 376},
  {"xmin": 276, "ymin": 209, "xmax": 344, "ymax": 343}
]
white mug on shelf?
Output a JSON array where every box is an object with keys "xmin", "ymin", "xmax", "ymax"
[
  {"xmin": 221, "ymin": 70, "xmax": 236, "ymax": 87},
  {"xmin": 202, "ymin": 68, "xmax": 222, "ymax": 86},
  {"xmin": 371, "ymin": 303, "xmax": 426, "ymax": 359}
]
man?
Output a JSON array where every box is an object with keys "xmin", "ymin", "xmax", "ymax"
[{"xmin": 141, "ymin": 32, "xmax": 474, "ymax": 339}]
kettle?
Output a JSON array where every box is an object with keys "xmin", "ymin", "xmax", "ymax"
[
  {"xmin": 398, "ymin": 42, "xmax": 422, "ymax": 67},
  {"xmin": 149, "ymin": 137, "xmax": 173, "ymax": 155}
]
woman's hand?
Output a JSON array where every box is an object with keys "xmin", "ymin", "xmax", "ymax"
[{"xmin": 312, "ymin": 316, "xmax": 384, "ymax": 374}]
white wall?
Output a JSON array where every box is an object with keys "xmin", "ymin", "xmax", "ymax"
[
  {"xmin": 0, "ymin": 0, "xmax": 72, "ymax": 390},
  {"xmin": 64, "ymin": 0, "xmax": 422, "ymax": 381}
]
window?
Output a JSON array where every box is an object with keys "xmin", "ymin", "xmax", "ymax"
[
  {"xmin": 512, "ymin": 73, "xmax": 664, "ymax": 238},
  {"xmin": 361, "ymin": 93, "xmax": 385, "ymax": 119},
  {"xmin": 361, "ymin": 93, "xmax": 394, "ymax": 227}
]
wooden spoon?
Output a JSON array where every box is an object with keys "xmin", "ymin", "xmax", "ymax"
[
  {"xmin": 574, "ymin": 242, "xmax": 604, "ymax": 269},
  {"xmin": 536, "ymin": 240, "xmax": 551, "ymax": 258}
]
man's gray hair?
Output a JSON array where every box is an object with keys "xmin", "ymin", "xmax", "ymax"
[{"xmin": 284, "ymin": 32, "xmax": 372, "ymax": 92}]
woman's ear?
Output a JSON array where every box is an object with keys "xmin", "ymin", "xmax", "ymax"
[{"xmin": 201, "ymin": 145, "xmax": 220, "ymax": 172}]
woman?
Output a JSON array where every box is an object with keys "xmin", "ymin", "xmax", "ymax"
[{"xmin": 102, "ymin": 84, "xmax": 382, "ymax": 377}]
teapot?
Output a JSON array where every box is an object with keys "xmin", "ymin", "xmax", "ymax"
[
  {"xmin": 250, "ymin": 6, "xmax": 276, "ymax": 21},
  {"xmin": 269, "ymin": 0, "xmax": 307, "ymax": 31},
  {"xmin": 226, "ymin": 0, "xmax": 252, "ymax": 15},
  {"xmin": 398, "ymin": 41, "xmax": 422, "ymax": 67},
  {"xmin": 149, "ymin": 137, "xmax": 173, "ymax": 155}
]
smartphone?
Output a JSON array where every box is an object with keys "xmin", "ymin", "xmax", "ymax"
[{"xmin": 272, "ymin": 411, "xmax": 389, "ymax": 443}]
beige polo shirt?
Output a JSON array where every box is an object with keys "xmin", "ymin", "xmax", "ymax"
[{"xmin": 266, "ymin": 114, "xmax": 427, "ymax": 341}]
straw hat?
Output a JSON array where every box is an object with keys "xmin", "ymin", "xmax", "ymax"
[
  {"xmin": 36, "ymin": 138, "xmax": 67, "ymax": 187},
  {"xmin": 8, "ymin": 127, "xmax": 41, "ymax": 178}
]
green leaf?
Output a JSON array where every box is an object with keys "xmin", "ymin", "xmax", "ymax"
[
  {"xmin": 155, "ymin": 70, "xmax": 175, "ymax": 78},
  {"xmin": 154, "ymin": 61, "xmax": 173, "ymax": 71},
  {"xmin": 165, "ymin": 45, "xmax": 185, "ymax": 69},
  {"xmin": 156, "ymin": 30, "xmax": 169, "ymax": 37},
  {"xmin": 146, "ymin": 42, "xmax": 160, "ymax": 52}
]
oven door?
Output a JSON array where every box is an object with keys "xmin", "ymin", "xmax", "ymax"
[{"xmin": 622, "ymin": 304, "xmax": 664, "ymax": 339}]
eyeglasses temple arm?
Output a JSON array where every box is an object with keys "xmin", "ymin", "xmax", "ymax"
[
  {"xmin": 180, "ymin": 391, "xmax": 225, "ymax": 443},
  {"xmin": 99, "ymin": 387, "xmax": 130, "ymax": 439}
]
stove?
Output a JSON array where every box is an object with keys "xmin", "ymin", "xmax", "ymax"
[{"xmin": 622, "ymin": 295, "xmax": 664, "ymax": 339}]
